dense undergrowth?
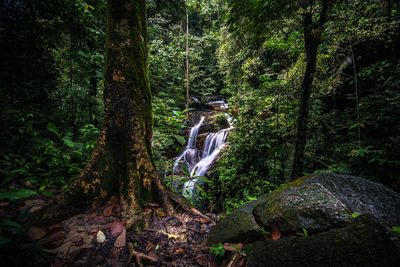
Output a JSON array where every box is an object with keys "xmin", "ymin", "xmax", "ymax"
[{"xmin": 0, "ymin": 0, "xmax": 399, "ymax": 216}]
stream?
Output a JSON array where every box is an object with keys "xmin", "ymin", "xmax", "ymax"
[{"xmin": 173, "ymin": 100, "xmax": 232, "ymax": 201}]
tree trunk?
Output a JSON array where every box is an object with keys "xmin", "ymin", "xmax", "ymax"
[
  {"xmin": 34, "ymin": 0, "xmax": 187, "ymax": 229},
  {"xmin": 185, "ymin": 0, "xmax": 190, "ymax": 109},
  {"xmin": 291, "ymin": 1, "xmax": 330, "ymax": 180},
  {"xmin": 88, "ymin": 40, "xmax": 98, "ymax": 124},
  {"xmin": 88, "ymin": 73, "xmax": 98, "ymax": 123}
]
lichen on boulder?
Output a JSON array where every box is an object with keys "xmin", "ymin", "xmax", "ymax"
[{"xmin": 208, "ymin": 173, "xmax": 400, "ymax": 266}]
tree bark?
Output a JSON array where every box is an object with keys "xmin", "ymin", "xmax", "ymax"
[
  {"xmin": 291, "ymin": 1, "xmax": 330, "ymax": 180},
  {"xmin": 88, "ymin": 40, "xmax": 98, "ymax": 124},
  {"xmin": 32, "ymin": 0, "xmax": 188, "ymax": 229}
]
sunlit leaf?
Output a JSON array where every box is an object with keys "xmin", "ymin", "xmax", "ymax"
[
  {"xmin": 174, "ymin": 135, "xmax": 186, "ymax": 145},
  {"xmin": 62, "ymin": 137, "xmax": 75, "ymax": 147},
  {"xmin": 47, "ymin": 123, "xmax": 60, "ymax": 138},
  {"xmin": 0, "ymin": 189, "xmax": 37, "ymax": 200},
  {"xmin": 182, "ymin": 166, "xmax": 191, "ymax": 177}
]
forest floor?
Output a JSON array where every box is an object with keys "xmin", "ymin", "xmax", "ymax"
[{"xmin": 0, "ymin": 194, "xmax": 247, "ymax": 267}]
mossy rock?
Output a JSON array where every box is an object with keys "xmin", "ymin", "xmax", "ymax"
[
  {"xmin": 245, "ymin": 214, "xmax": 400, "ymax": 267},
  {"xmin": 199, "ymin": 112, "xmax": 229, "ymax": 134},
  {"xmin": 253, "ymin": 173, "xmax": 400, "ymax": 233},
  {"xmin": 208, "ymin": 173, "xmax": 400, "ymax": 246},
  {"xmin": 208, "ymin": 196, "xmax": 267, "ymax": 244},
  {"xmin": 189, "ymin": 110, "xmax": 230, "ymax": 135},
  {"xmin": 253, "ymin": 182, "xmax": 351, "ymax": 233}
]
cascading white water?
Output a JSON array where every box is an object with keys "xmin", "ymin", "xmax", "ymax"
[
  {"xmin": 182, "ymin": 128, "xmax": 230, "ymax": 199},
  {"xmin": 208, "ymin": 100, "xmax": 228, "ymax": 109},
  {"xmin": 172, "ymin": 116, "xmax": 205, "ymax": 176},
  {"xmin": 173, "ymin": 100, "xmax": 232, "ymax": 200}
]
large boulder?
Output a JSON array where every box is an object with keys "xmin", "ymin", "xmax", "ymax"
[
  {"xmin": 245, "ymin": 214, "xmax": 400, "ymax": 267},
  {"xmin": 207, "ymin": 196, "xmax": 267, "ymax": 244},
  {"xmin": 253, "ymin": 173, "xmax": 400, "ymax": 232},
  {"xmin": 208, "ymin": 173, "xmax": 400, "ymax": 266}
]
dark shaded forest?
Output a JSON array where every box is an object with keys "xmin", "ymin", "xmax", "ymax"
[{"xmin": 0, "ymin": 0, "xmax": 399, "ymax": 266}]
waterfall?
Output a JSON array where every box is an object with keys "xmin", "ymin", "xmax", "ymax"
[
  {"xmin": 172, "ymin": 116, "xmax": 205, "ymax": 176},
  {"xmin": 182, "ymin": 128, "xmax": 230, "ymax": 199},
  {"xmin": 173, "ymin": 100, "xmax": 232, "ymax": 201}
]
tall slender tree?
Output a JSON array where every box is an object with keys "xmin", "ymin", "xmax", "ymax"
[
  {"xmin": 34, "ymin": 0, "xmax": 187, "ymax": 229},
  {"xmin": 291, "ymin": 0, "xmax": 333, "ymax": 180},
  {"xmin": 225, "ymin": 0, "xmax": 334, "ymax": 179},
  {"xmin": 184, "ymin": 0, "xmax": 190, "ymax": 109}
]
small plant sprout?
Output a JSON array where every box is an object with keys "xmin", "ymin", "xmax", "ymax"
[
  {"xmin": 297, "ymin": 228, "xmax": 308, "ymax": 237},
  {"xmin": 392, "ymin": 226, "xmax": 400, "ymax": 236},
  {"xmin": 209, "ymin": 243, "xmax": 226, "ymax": 256},
  {"xmin": 343, "ymin": 212, "xmax": 361, "ymax": 218}
]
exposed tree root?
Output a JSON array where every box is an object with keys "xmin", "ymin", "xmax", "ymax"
[{"xmin": 127, "ymin": 242, "xmax": 158, "ymax": 267}]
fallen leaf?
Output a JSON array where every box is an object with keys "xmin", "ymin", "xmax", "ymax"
[
  {"xmin": 97, "ymin": 230, "xmax": 106, "ymax": 243},
  {"xmin": 103, "ymin": 205, "xmax": 114, "ymax": 216},
  {"xmin": 114, "ymin": 229, "xmax": 126, "ymax": 248},
  {"xmin": 160, "ymin": 231, "xmax": 184, "ymax": 240},
  {"xmin": 112, "ymin": 204, "xmax": 121, "ymax": 214},
  {"xmin": 73, "ymin": 237, "xmax": 84, "ymax": 247},
  {"xmin": 147, "ymin": 203, "xmax": 159, "ymax": 207},
  {"xmin": 176, "ymin": 248, "xmax": 185, "ymax": 254},
  {"xmin": 209, "ymin": 260, "xmax": 219, "ymax": 267},
  {"xmin": 66, "ymin": 247, "xmax": 85, "ymax": 263},
  {"xmin": 271, "ymin": 227, "xmax": 281, "ymax": 240},
  {"xmin": 27, "ymin": 227, "xmax": 46, "ymax": 240},
  {"xmin": 109, "ymin": 196, "xmax": 119, "ymax": 203},
  {"xmin": 88, "ymin": 213, "xmax": 97, "ymax": 219},
  {"xmin": 223, "ymin": 244, "xmax": 236, "ymax": 252},
  {"xmin": 42, "ymin": 248, "xmax": 58, "ymax": 255},
  {"xmin": 237, "ymin": 257, "xmax": 246, "ymax": 267},
  {"xmin": 110, "ymin": 220, "xmax": 124, "ymax": 237},
  {"xmin": 0, "ymin": 202, "xmax": 9, "ymax": 207},
  {"xmin": 46, "ymin": 227, "xmax": 66, "ymax": 246},
  {"xmin": 195, "ymin": 217, "xmax": 211, "ymax": 224},
  {"xmin": 52, "ymin": 258, "xmax": 66, "ymax": 267},
  {"xmin": 155, "ymin": 209, "xmax": 166, "ymax": 217},
  {"xmin": 49, "ymin": 239, "xmax": 64, "ymax": 247},
  {"xmin": 196, "ymin": 255, "xmax": 209, "ymax": 266},
  {"xmin": 146, "ymin": 242, "xmax": 154, "ymax": 251},
  {"xmin": 49, "ymin": 223, "xmax": 63, "ymax": 231}
]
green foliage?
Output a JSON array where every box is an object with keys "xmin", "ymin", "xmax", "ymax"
[
  {"xmin": 0, "ymin": 189, "xmax": 37, "ymax": 201},
  {"xmin": 344, "ymin": 213, "xmax": 362, "ymax": 218},
  {"xmin": 0, "ymin": 116, "xmax": 99, "ymax": 190},
  {"xmin": 392, "ymin": 226, "xmax": 400, "ymax": 236},
  {"xmin": 213, "ymin": 0, "xmax": 400, "ymax": 213},
  {"xmin": 209, "ymin": 243, "xmax": 226, "ymax": 256},
  {"xmin": 297, "ymin": 228, "xmax": 309, "ymax": 238},
  {"xmin": 258, "ymin": 227, "xmax": 271, "ymax": 236},
  {"xmin": 0, "ymin": 210, "xmax": 47, "ymax": 265}
]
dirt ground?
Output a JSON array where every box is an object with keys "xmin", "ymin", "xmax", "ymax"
[{"xmin": 0, "ymin": 195, "xmax": 247, "ymax": 267}]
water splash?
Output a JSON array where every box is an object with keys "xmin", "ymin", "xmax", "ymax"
[
  {"xmin": 173, "ymin": 100, "xmax": 232, "ymax": 200},
  {"xmin": 172, "ymin": 116, "xmax": 205, "ymax": 175}
]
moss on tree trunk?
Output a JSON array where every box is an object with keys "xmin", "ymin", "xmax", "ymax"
[{"xmin": 31, "ymin": 0, "xmax": 188, "ymax": 229}]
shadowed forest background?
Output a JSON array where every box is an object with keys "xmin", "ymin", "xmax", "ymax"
[{"xmin": 0, "ymin": 0, "xmax": 399, "ymax": 265}]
